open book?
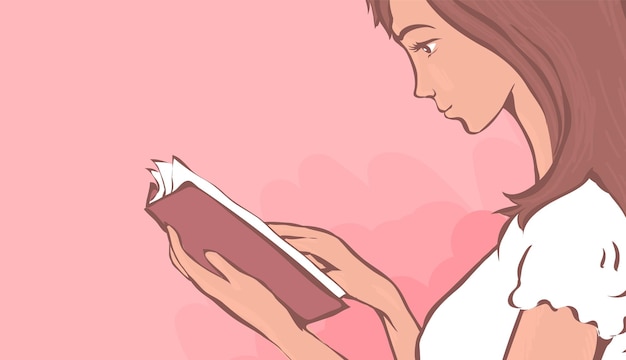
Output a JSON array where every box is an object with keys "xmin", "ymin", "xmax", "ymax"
[{"xmin": 145, "ymin": 157, "xmax": 347, "ymax": 326}]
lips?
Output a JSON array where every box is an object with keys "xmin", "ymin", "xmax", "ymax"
[{"xmin": 436, "ymin": 102, "xmax": 452, "ymax": 113}]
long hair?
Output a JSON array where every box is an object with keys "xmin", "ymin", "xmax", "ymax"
[{"xmin": 366, "ymin": 0, "xmax": 626, "ymax": 229}]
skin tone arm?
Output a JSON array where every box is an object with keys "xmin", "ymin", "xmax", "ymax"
[
  {"xmin": 505, "ymin": 304, "xmax": 600, "ymax": 360},
  {"xmin": 274, "ymin": 329, "xmax": 347, "ymax": 360},
  {"xmin": 373, "ymin": 282, "xmax": 421, "ymax": 360},
  {"xmin": 380, "ymin": 306, "xmax": 421, "ymax": 360}
]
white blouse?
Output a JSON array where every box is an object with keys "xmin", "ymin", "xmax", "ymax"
[{"xmin": 418, "ymin": 179, "xmax": 626, "ymax": 359}]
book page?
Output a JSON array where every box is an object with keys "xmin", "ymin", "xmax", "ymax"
[{"xmin": 150, "ymin": 157, "xmax": 346, "ymax": 298}]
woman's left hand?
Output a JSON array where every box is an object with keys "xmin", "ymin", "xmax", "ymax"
[
  {"xmin": 166, "ymin": 225, "xmax": 298, "ymax": 342},
  {"xmin": 166, "ymin": 226, "xmax": 345, "ymax": 360}
]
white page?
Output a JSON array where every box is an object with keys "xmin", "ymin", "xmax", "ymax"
[
  {"xmin": 149, "ymin": 169, "xmax": 165, "ymax": 204},
  {"xmin": 155, "ymin": 161, "xmax": 173, "ymax": 196},
  {"xmin": 157, "ymin": 156, "xmax": 346, "ymax": 298}
]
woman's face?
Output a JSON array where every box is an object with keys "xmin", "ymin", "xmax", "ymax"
[{"xmin": 390, "ymin": 0, "xmax": 519, "ymax": 133}]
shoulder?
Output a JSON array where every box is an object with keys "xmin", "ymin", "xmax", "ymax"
[
  {"xmin": 522, "ymin": 179, "xmax": 626, "ymax": 243},
  {"xmin": 508, "ymin": 179, "xmax": 626, "ymax": 339},
  {"xmin": 497, "ymin": 179, "xmax": 625, "ymax": 264}
]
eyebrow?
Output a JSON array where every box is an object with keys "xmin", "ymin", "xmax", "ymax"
[{"xmin": 395, "ymin": 24, "xmax": 435, "ymax": 41}]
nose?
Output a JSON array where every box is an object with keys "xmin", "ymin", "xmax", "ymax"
[
  {"xmin": 411, "ymin": 62, "xmax": 435, "ymax": 98},
  {"xmin": 414, "ymin": 72, "xmax": 435, "ymax": 99}
]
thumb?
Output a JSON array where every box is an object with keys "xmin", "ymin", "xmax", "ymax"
[{"xmin": 204, "ymin": 251, "xmax": 240, "ymax": 281}]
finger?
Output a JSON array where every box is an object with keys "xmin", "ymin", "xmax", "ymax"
[
  {"xmin": 266, "ymin": 223, "xmax": 336, "ymax": 265},
  {"xmin": 165, "ymin": 226, "xmax": 190, "ymax": 277},
  {"xmin": 166, "ymin": 226, "xmax": 189, "ymax": 274},
  {"xmin": 169, "ymin": 245, "xmax": 189, "ymax": 279},
  {"xmin": 268, "ymin": 222, "xmax": 346, "ymax": 249},
  {"xmin": 304, "ymin": 253, "xmax": 328, "ymax": 271},
  {"xmin": 166, "ymin": 224, "xmax": 179, "ymax": 240},
  {"xmin": 204, "ymin": 251, "xmax": 249, "ymax": 283},
  {"xmin": 324, "ymin": 270, "xmax": 348, "ymax": 292},
  {"xmin": 283, "ymin": 236, "xmax": 336, "ymax": 260},
  {"xmin": 167, "ymin": 226, "xmax": 225, "ymax": 289},
  {"xmin": 266, "ymin": 222, "xmax": 320, "ymax": 239}
]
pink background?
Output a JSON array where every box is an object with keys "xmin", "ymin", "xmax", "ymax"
[{"xmin": 1, "ymin": 0, "xmax": 534, "ymax": 358}]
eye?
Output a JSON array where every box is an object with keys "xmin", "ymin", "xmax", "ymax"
[
  {"xmin": 422, "ymin": 42, "xmax": 437, "ymax": 54},
  {"xmin": 408, "ymin": 39, "xmax": 439, "ymax": 55}
]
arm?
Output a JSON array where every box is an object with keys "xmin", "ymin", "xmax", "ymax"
[
  {"xmin": 505, "ymin": 304, "xmax": 599, "ymax": 360},
  {"xmin": 274, "ymin": 328, "xmax": 346, "ymax": 360},
  {"xmin": 376, "ymin": 286, "xmax": 421, "ymax": 360},
  {"xmin": 380, "ymin": 314, "xmax": 420, "ymax": 360}
]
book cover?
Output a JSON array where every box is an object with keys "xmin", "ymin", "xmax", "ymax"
[{"xmin": 145, "ymin": 157, "xmax": 347, "ymax": 326}]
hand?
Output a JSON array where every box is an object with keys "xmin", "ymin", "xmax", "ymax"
[
  {"xmin": 268, "ymin": 223, "xmax": 420, "ymax": 360},
  {"xmin": 267, "ymin": 223, "xmax": 416, "ymax": 322},
  {"xmin": 166, "ymin": 226, "xmax": 345, "ymax": 360}
]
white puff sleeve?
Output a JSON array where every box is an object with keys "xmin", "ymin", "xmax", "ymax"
[{"xmin": 507, "ymin": 180, "xmax": 626, "ymax": 341}]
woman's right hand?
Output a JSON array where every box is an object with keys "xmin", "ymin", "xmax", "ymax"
[
  {"xmin": 267, "ymin": 223, "xmax": 420, "ymax": 360},
  {"xmin": 267, "ymin": 222, "xmax": 418, "ymax": 328}
]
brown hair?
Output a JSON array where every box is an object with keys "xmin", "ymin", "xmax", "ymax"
[{"xmin": 366, "ymin": 0, "xmax": 626, "ymax": 229}]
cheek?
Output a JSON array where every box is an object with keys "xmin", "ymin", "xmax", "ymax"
[
  {"xmin": 428, "ymin": 63, "xmax": 455, "ymax": 92},
  {"xmin": 449, "ymin": 60, "xmax": 513, "ymax": 130}
]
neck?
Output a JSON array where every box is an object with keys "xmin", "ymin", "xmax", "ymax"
[{"xmin": 507, "ymin": 81, "xmax": 553, "ymax": 182}]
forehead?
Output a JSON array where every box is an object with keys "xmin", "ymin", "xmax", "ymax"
[{"xmin": 390, "ymin": 0, "xmax": 447, "ymax": 37}]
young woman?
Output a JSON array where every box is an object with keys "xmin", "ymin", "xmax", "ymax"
[{"xmin": 166, "ymin": 0, "xmax": 626, "ymax": 358}]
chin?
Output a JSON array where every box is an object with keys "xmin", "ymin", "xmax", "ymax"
[
  {"xmin": 456, "ymin": 112, "xmax": 500, "ymax": 135},
  {"xmin": 445, "ymin": 113, "xmax": 477, "ymax": 134}
]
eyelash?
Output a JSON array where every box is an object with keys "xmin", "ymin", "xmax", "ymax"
[{"xmin": 408, "ymin": 38, "xmax": 439, "ymax": 55}]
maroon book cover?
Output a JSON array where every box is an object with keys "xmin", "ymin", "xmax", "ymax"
[{"xmin": 145, "ymin": 159, "xmax": 347, "ymax": 326}]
